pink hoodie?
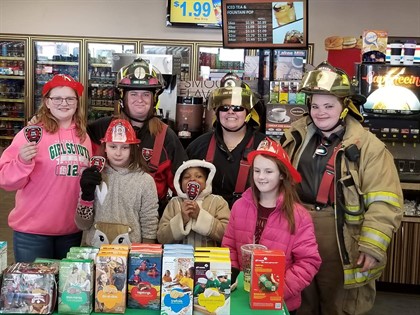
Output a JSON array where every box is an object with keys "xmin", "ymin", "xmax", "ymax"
[{"xmin": 0, "ymin": 124, "xmax": 92, "ymax": 235}]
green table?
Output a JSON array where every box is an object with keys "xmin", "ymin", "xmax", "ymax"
[{"xmin": 51, "ymin": 272, "xmax": 289, "ymax": 314}]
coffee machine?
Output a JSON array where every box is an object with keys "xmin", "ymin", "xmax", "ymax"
[{"xmin": 356, "ymin": 63, "xmax": 420, "ymax": 183}]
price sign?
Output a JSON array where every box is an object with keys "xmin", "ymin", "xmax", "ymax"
[{"xmin": 170, "ymin": 0, "xmax": 221, "ymax": 24}]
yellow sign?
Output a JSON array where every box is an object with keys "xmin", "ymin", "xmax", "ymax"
[{"xmin": 170, "ymin": 0, "xmax": 221, "ymax": 24}]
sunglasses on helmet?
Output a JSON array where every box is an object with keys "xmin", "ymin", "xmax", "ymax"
[{"xmin": 218, "ymin": 105, "xmax": 246, "ymax": 112}]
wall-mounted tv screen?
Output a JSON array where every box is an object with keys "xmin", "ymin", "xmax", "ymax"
[
  {"xmin": 166, "ymin": 0, "xmax": 222, "ymax": 28},
  {"xmin": 222, "ymin": 0, "xmax": 308, "ymax": 49}
]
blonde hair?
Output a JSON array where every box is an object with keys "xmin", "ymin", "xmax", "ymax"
[{"xmin": 37, "ymin": 88, "xmax": 87, "ymax": 141}]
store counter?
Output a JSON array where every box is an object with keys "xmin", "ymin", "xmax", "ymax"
[{"xmin": 50, "ymin": 273, "xmax": 289, "ymax": 315}]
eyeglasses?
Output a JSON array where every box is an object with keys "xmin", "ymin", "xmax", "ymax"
[
  {"xmin": 48, "ymin": 97, "xmax": 78, "ymax": 106},
  {"xmin": 313, "ymin": 137, "xmax": 332, "ymax": 157},
  {"xmin": 218, "ymin": 105, "xmax": 245, "ymax": 112}
]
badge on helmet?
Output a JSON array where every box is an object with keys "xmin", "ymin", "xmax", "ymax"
[{"xmin": 101, "ymin": 119, "xmax": 140, "ymax": 144}]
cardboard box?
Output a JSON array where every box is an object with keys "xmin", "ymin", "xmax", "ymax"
[
  {"xmin": 0, "ymin": 262, "xmax": 59, "ymax": 314},
  {"xmin": 193, "ymin": 256, "xmax": 231, "ymax": 315},
  {"xmin": 95, "ymin": 251, "xmax": 128, "ymax": 313},
  {"xmin": 362, "ymin": 30, "xmax": 388, "ymax": 63},
  {"xmin": 127, "ymin": 249, "xmax": 162, "ymax": 310},
  {"xmin": 0, "ymin": 241, "xmax": 7, "ymax": 274},
  {"xmin": 58, "ymin": 259, "xmax": 94, "ymax": 314},
  {"xmin": 250, "ymin": 249, "xmax": 285, "ymax": 310},
  {"xmin": 266, "ymin": 103, "xmax": 306, "ymax": 137},
  {"xmin": 160, "ymin": 246, "xmax": 194, "ymax": 315}
]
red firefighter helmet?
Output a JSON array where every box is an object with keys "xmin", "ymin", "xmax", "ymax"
[
  {"xmin": 42, "ymin": 74, "xmax": 84, "ymax": 96},
  {"xmin": 101, "ymin": 119, "xmax": 140, "ymax": 144}
]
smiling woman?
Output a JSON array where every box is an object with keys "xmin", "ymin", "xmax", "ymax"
[
  {"xmin": 186, "ymin": 73, "xmax": 266, "ymax": 208},
  {"xmin": 0, "ymin": 74, "xmax": 92, "ymax": 262}
]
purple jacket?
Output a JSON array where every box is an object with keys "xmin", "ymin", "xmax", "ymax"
[{"xmin": 221, "ymin": 188, "xmax": 321, "ymax": 311}]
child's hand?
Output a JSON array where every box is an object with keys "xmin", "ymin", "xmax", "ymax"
[
  {"xmin": 188, "ymin": 201, "xmax": 200, "ymax": 220},
  {"xmin": 19, "ymin": 142, "xmax": 37, "ymax": 163},
  {"xmin": 181, "ymin": 200, "xmax": 193, "ymax": 225}
]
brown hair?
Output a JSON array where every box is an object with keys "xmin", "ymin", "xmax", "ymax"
[
  {"xmin": 37, "ymin": 89, "xmax": 87, "ymax": 141},
  {"xmin": 103, "ymin": 142, "xmax": 149, "ymax": 172},
  {"xmin": 120, "ymin": 92, "xmax": 165, "ymax": 136},
  {"xmin": 250, "ymin": 154, "xmax": 301, "ymax": 233}
]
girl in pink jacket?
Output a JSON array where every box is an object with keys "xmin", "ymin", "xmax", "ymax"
[{"xmin": 221, "ymin": 137, "xmax": 321, "ymax": 314}]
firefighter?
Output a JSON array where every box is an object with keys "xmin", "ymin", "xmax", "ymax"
[{"xmin": 281, "ymin": 61, "xmax": 403, "ymax": 315}]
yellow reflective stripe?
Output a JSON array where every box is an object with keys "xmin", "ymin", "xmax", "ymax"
[
  {"xmin": 344, "ymin": 213, "xmax": 363, "ymax": 222},
  {"xmin": 343, "ymin": 266, "xmax": 385, "ymax": 285},
  {"xmin": 363, "ymin": 191, "xmax": 401, "ymax": 208},
  {"xmin": 360, "ymin": 227, "xmax": 391, "ymax": 251}
]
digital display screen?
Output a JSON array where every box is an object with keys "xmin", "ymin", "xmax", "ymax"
[
  {"xmin": 359, "ymin": 64, "xmax": 420, "ymax": 115},
  {"xmin": 167, "ymin": 0, "xmax": 222, "ymax": 28},
  {"xmin": 222, "ymin": 0, "xmax": 308, "ymax": 49}
]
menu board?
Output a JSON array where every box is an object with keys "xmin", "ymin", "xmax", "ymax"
[{"xmin": 222, "ymin": 0, "xmax": 308, "ymax": 49}]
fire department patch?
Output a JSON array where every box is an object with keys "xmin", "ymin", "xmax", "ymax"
[
  {"xmin": 142, "ymin": 148, "xmax": 153, "ymax": 161},
  {"xmin": 90, "ymin": 156, "xmax": 106, "ymax": 172},
  {"xmin": 23, "ymin": 126, "xmax": 43, "ymax": 144},
  {"xmin": 187, "ymin": 181, "xmax": 200, "ymax": 200}
]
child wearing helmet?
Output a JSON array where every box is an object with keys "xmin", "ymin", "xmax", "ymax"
[
  {"xmin": 0, "ymin": 74, "xmax": 92, "ymax": 262},
  {"xmin": 186, "ymin": 73, "xmax": 267, "ymax": 208},
  {"xmin": 87, "ymin": 58, "xmax": 187, "ymax": 217},
  {"xmin": 281, "ymin": 61, "xmax": 403, "ymax": 314},
  {"xmin": 221, "ymin": 137, "xmax": 320, "ymax": 314},
  {"xmin": 75, "ymin": 118, "xmax": 159, "ymax": 247},
  {"xmin": 157, "ymin": 159, "xmax": 230, "ymax": 247}
]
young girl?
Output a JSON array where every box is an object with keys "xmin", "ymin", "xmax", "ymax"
[
  {"xmin": 0, "ymin": 74, "xmax": 91, "ymax": 262},
  {"xmin": 157, "ymin": 159, "xmax": 230, "ymax": 246},
  {"xmin": 75, "ymin": 119, "xmax": 159, "ymax": 247},
  {"xmin": 221, "ymin": 138, "xmax": 321, "ymax": 314}
]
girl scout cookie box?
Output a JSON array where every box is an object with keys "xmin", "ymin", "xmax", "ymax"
[
  {"xmin": 127, "ymin": 244, "xmax": 162, "ymax": 310},
  {"xmin": 0, "ymin": 262, "xmax": 59, "ymax": 314},
  {"xmin": 250, "ymin": 249, "xmax": 285, "ymax": 310},
  {"xmin": 58, "ymin": 259, "xmax": 94, "ymax": 314},
  {"xmin": 161, "ymin": 245, "xmax": 194, "ymax": 315}
]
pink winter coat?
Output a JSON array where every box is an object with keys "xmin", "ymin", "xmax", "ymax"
[{"xmin": 221, "ymin": 188, "xmax": 321, "ymax": 311}]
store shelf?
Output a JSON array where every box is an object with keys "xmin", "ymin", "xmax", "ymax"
[
  {"xmin": 0, "ymin": 117, "xmax": 25, "ymax": 121},
  {"xmin": 91, "ymin": 106, "xmax": 115, "ymax": 111},
  {"xmin": 0, "ymin": 75, "xmax": 25, "ymax": 80},
  {"xmin": 91, "ymin": 63, "xmax": 112, "ymax": 67},
  {"xmin": 37, "ymin": 61, "xmax": 78, "ymax": 66},
  {"xmin": 89, "ymin": 83, "xmax": 115, "ymax": 87},
  {"xmin": 0, "ymin": 135, "xmax": 14, "ymax": 140},
  {"xmin": 0, "ymin": 98, "xmax": 24, "ymax": 103},
  {"xmin": 0, "ymin": 56, "xmax": 25, "ymax": 61},
  {"xmin": 401, "ymin": 182, "xmax": 420, "ymax": 191}
]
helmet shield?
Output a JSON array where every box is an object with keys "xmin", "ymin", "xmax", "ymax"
[
  {"xmin": 300, "ymin": 68, "xmax": 351, "ymax": 97},
  {"xmin": 207, "ymin": 87, "xmax": 257, "ymax": 112}
]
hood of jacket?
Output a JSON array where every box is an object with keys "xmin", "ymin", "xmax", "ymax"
[{"xmin": 173, "ymin": 159, "xmax": 216, "ymax": 199}]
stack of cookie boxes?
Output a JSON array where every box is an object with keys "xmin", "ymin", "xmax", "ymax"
[
  {"xmin": 94, "ymin": 244, "xmax": 129, "ymax": 313},
  {"xmin": 160, "ymin": 244, "xmax": 195, "ymax": 315},
  {"xmin": 193, "ymin": 247, "xmax": 231, "ymax": 315},
  {"xmin": 127, "ymin": 243, "xmax": 162, "ymax": 311}
]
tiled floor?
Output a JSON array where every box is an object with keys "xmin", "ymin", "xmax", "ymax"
[{"xmin": 1, "ymin": 190, "xmax": 420, "ymax": 313}]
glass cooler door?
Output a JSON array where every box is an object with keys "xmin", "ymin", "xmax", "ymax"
[
  {"xmin": 86, "ymin": 41, "xmax": 136, "ymax": 121},
  {"xmin": 32, "ymin": 39, "xmax": 82, "ymax": 113},
  {"xmin": 0, "ymin": 36, "xmax": 29, "ymax": 154}
]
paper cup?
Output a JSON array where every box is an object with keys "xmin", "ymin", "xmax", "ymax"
[
  {"xmin": 389, "ymin": 43, "xmax": 402, "ymax": 65},
  {"xmin": 403, "ymin": 41, "xmax": 417, "ymax": 66},
  {"xmin": 241, "ymin": 244, "xmax": 267, "ymax": 292}
]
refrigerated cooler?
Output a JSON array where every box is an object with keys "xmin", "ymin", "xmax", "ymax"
[
  {"xmin": 0, "ymin": 36, "xmax": 28, "ymax": 153},
  {"xmin": 86, "ymin": 41, "xmax": 136, "ymax": 121},
  {"xmin": 32, "ymin": 38, "xmax": 82, "ymax": 113}
]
